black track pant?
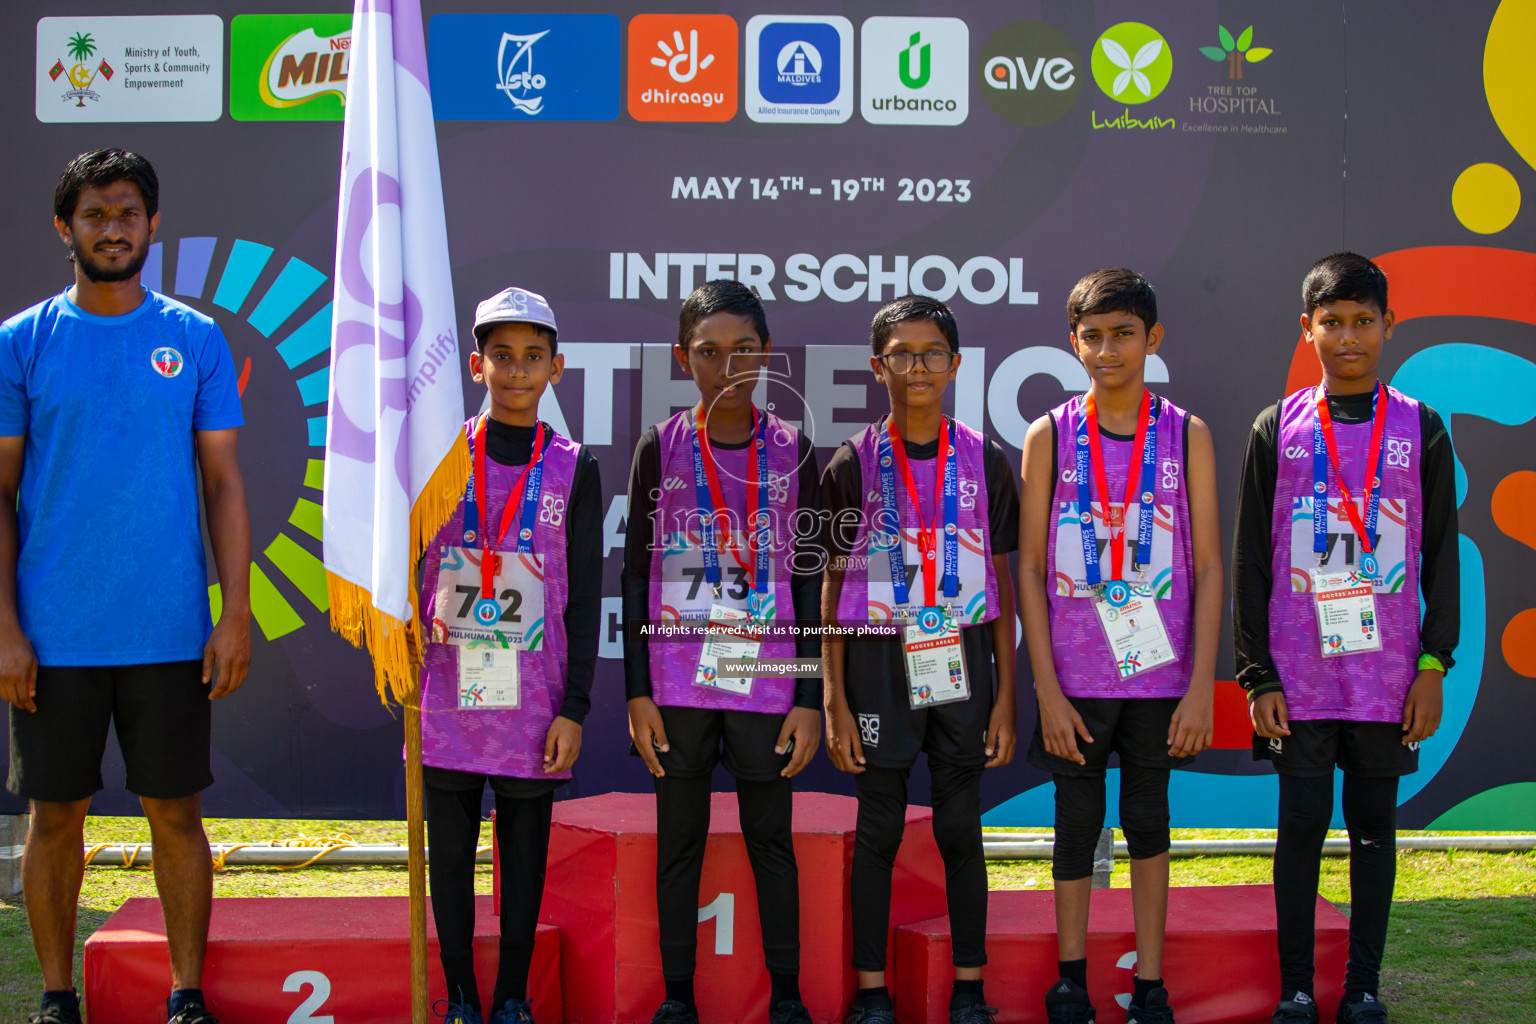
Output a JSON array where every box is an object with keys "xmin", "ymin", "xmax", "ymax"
[
  {"xmin": 851, "ymin": 761, "xmax": 988, "ymax": 971},
  {"xmin": 1274, "ymin": 773, "xmax": 1398, "ymax": 998},
  {"xmin": 426, "ymin": 783, "xmax": 553, "ymax": 1010},
  {"xmin": 656, "ymin": 772, "xmax": 800, "ymax": 979}
]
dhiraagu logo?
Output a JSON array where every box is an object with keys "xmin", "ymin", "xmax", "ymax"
[
  {"xmin": 231, "ymin": 14, "xmax": 352, "ymax": 121},
  {"xmin": 1090, "ymin": 22, "xmax": 1172, "ymax": 104}
]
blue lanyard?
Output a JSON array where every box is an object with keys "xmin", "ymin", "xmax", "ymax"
[
  {"xmin": 877, "ymin": 416, "xmax": 960, "ymax": 609},
  {"xmin": 462, "ymin": 417, "xmax": 546, "ymax": 556},
  {"xmin": 1312, "ymin": 382, "xmax": 1389, "ymax": 575},
  {"xmin": 1073, "ymin": 391, "xmax": 1159, "ymax": 591},
  {"xmin": 690, "ymin": 409, "xmax": 770, "ymax": 601}
]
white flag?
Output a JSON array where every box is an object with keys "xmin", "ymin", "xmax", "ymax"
[{"xmin": 323, "ymin": 0, "xmax": 467, "ymax": 700}]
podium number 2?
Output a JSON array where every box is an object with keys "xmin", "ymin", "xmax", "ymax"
[
  {"xmin": 284, "ymin": 970, "xmax": 334, "ymax": 1024},
  {"xmin": 698, "ymin": 893, "xmax": 735, "ymax": 955}
]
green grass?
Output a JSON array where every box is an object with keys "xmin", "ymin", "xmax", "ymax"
[{"xmin": 2, "ymin": 822, "xmax": 1532, "ymax": 1021}]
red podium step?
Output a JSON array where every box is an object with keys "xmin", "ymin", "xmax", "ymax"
[
  {"xmin": 895, "ymin": 886, "xmax": 1348, "ymax": 1024},
  {"xmin": 84, "ymin": 896, "xmax": 560, "ymax": 1024},
  {"xmin": 532, "ymin": 791, "xmax": 946, "ymax": 1024}
]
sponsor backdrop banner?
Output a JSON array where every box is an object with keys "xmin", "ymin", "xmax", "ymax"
[{"xmin": 3, "ymin": 0, "xmax": 1533, "ymax": 828}]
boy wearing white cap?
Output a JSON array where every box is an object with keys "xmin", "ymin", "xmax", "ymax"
[{"xmin": 418, "ymin": 287, "xmax": 603, "ymax": 1024}]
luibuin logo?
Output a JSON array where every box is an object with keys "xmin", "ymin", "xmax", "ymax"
[
  {"xmin": 1199, "ymin": 25, "xmax": 1272, "ymax": 80},
  {"xmin": 498, "ymin": 30, "xmax": 549, "ymax": 114},
  {"xmin": 899, "ymin": 32, "xmax": 930, "ymax": 88},
  {"xmin": 1090, "ymin": 22, "xmax": 1172, "ymax": 104}
]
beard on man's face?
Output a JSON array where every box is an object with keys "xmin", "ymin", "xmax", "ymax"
[{"xmin": 69, "ymin": 235, "xmax": 149, "ymax": 284}]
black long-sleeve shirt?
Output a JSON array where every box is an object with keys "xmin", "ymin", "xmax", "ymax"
[
  {"xmin": 483, "ymin": 418, "xmax": 603, "ymax": 723},
  {"xmin": 621, "ymin": 423, "xmax": 823, "ymax": 708},
  {"xmin": 1231, "ymin": 392, "xmax": 1459, "ymax": 696}
]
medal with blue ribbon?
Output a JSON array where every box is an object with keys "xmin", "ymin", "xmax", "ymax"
[
  {"xmin": 692, "ymin": 405, "xmax": 771, "ymax": 619},
  {"xmin": 879, "ymin": 414, "xmax": 960, "ymax": 617},
  {"xmin": 1073, "ymin": 390, "xmax": 1158, "ymax": 606},
  {"xmin": 464, "ymin": 416, "xmax": 548, "ymax": 621},
  {"xmin": 1313, "ymin": 381, "xmax": 1389, "ymax": 579}
]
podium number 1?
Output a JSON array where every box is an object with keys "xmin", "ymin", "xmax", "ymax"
[
  {"xmin": 698, "ymin": 892, "xmax": 735, "ymax": 955},
  {"xmin": 284, "ymin": 970, "xmax": 335, "ymax": 1024}
]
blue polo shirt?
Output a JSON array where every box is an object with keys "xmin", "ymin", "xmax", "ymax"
[{"xmin": 0, "ymin": 289, "xmax": 244, "ymax": 666}]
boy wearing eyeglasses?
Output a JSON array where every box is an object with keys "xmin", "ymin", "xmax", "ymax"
[
  {"xmin": 1017, "ymin": 268, "xmax": 1222, "ymax": 1024},
  {"xmin": 820, "ymin": 295, "xmax": 1020, "ymax": 1024}
]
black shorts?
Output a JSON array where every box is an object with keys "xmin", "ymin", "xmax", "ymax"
[
  {"xmin": 422, "ymin": 764, "xmax": 562, "ymax": 800},
  {"xmin": 1253, "ymin": 718, "xmax": 1419, "ymax": 777},
  {"xmin": 636, "ymin": 705, "xmax": 793, "ymax": 782},
  {"xmin": 7, "ymin": 661, "xmax": 212, "ymax": 802},
  {"xmin": 1026, "ymin": 695, "xmax": 1194, "ymax": 778},
  {"xmin": 842, "ymin": 629, "xmax": 995, "ymax": 770}
]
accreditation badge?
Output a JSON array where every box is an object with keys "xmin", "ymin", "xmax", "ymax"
[
  {"xmin": 903, "ymin": 607, "xmax": 969, "ymax": 708},
  {"xmin": 694, "ymin": 602, "xmax": 764, "ymax": 695},
  {"xmin": 431, "ymin": 546, "xmax": 546, "ymax": 649},
  {"xmin": 1093, "ymin": 580, "xmax": 1177, "ymax": 678},
  {"xmin": 1310, "ymin": 567, "xmax": 1383, "ymax": 657},
  {"xmin": 457, "ymin": 647, "xmax": 519, "ymax": 709}
]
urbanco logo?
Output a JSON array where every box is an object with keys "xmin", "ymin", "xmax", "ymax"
[
  {"xmin": 1090, "ymin": 22, "xmax": 1172, "ymax": 104},
  {"xmin": 977, "ymin": 20, "xmax": 1082, "ymax": 126},
  {"xmin": 628, "ymin": 14, "xmax": 737, "ymax": 122},
  {"xmin": 746, "ymin": 15, "xmax": 852, "ymax": 123},
  {"xmin": 861, "ymin": 16, "xmax": 968, "ymax": 126}
]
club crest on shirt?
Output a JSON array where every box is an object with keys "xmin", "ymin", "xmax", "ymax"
[{"xmin": 151, "ymin": 346, "xmax": 184, "ymax": 378}]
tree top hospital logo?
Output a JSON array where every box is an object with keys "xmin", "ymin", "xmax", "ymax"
[
  {"xmin": 977, "ymin": 20, "xmax": 1082, "ymax": 126},
  {"xmin": 861, "ymin": 17, "xmax": 968, "ymax": 126},
  {"xmin": 628, "ymin": 14, "xmax": 738, "ymax": 122},
  {"xmin": 151, "ymin": 346, "xmax": 183, "ymax": 378},
  {"xmin": 427, "ymin": 14, "xmax": 620, "ymax": 122},
  {"xmin": 746, "ymin": 15, "xmax": 852, "ymax": 124},
  {"xmin": 1090, "ymin": 22, "xmax": 1172, "ymax": 104}
]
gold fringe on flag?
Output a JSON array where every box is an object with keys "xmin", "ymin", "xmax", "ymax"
[{"xmin": 326, "ymin": 431, "xmax": 472, "ymax": 705}]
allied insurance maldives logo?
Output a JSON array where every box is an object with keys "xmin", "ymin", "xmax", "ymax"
[
  {"xmin": 627, "ymin": 14, "xmax": 738, "ymax": 122},
  {"xmin": 230, "ymin": 14, "xmax": 352, "ymax": 121}
]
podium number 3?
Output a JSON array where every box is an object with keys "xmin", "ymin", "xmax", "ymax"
[
  {"xmin": 284, "ymin": 970, "xmax": 335, "ymax": 1024},
  {"xmin": 698, "ymin": 893, "xmax": 735, "ymax": 955}
]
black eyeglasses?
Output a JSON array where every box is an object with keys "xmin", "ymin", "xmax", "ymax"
[{"xmin": 878, "ymin": 349, "xmax": 956, "ymax": 374}]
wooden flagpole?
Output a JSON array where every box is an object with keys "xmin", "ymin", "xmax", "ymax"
[{"xmin": 405, "ymin": 693, "xmax": 429, "ymax": 1024}]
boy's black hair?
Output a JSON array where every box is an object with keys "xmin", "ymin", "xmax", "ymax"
[
  {"xmin": 1067, "ymin": 267, "xmax": 1158, "ymax": 334},
  {"xmin": 678, "ymin": 279, "xmax": 770, "ymax": 347},
  {"xmin": 1302, "ymin": 252, "xmax": 1388, "ymax": 316},
  {"xmin": 870, "ymin": 294, "xmax": 959, "ymax": 354},
  {"xmin": 477, "ymin": 322, "xmax": 556, "ymax": 357},
  {"xmin": 54, "ymin": 149, "xmax": 159, "ymax": 222}
]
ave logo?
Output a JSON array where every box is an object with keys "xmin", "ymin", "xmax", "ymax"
[
  {"xmin": 977, "ymin": 20, "xmax": 1082, "ymax": 126},
  {"xmin": 628, "ymin": 14, "xmax": 738, "ymax": 122}
]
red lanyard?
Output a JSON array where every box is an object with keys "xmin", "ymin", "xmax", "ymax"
[
  {"xmin": 886, "ymin": 414, "xmax": 949, "ymax": 607},
  {"xmin": 693, "ymin": 404, "xmax": 761, "ymax": 585},
  {"xmin": 1084, "ymin": 389, "xmax": 1151, "ymax": 583},
  {"xmin": 473, "ymin": 415, "xmax": 545, "ymax": 598},
  {"xmin": 1315, "ymin": 382, "xmax": 1388, "ymax": 554}
]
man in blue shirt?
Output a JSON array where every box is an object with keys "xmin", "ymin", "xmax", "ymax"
[{"xmin": 0, "ymin": 150, "xmax": 250, "ymax": 1024}]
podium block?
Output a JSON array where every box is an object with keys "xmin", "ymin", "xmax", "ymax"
[
  {"xmin": 895, "ymin": 886, "xmax": 1348, "ymax": 1024},
  {"xmin": 537, "ymin": 791, "xmax": 946, "ymax": 1024},
  {"xmin": 84, "ymin": 896, "xmax": 559, "ymax": 1024}
]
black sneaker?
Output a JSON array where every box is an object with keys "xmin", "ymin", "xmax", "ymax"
[
  {"xmin": 29, "ymin": 999, "xmax": 82, "ymax": 1024},
  {"xmin": 1126, "ymin": 987, "xmax": 1175, "ymax": 1024},
  {"xmin": 1335, "ymin": 994, "xmax": 1389, "ymax": 1024},
  {"xmin": 432, "ymin": 999, "xmax": 485, "ymax": 1024},
  {"xmin": 167, "ymin": 1005, "xmax": 220, "ymax": 1024},
  {"xmin": 490, "ymin": 999, "xmax": 536, "ymax": 1024},
  {"xmin": 771, "ymin": 1000, "xmax": 814, "ymax": 1024},
  {"xmin": 651, "ymin": 1000, "xmax": 700, "ymax": 1024},
  {"xmin": 949, "ymin": 1002, "xmax": 999, "ymax": 1024},
  {"xmin": 1044, "ymin": 977, "xmax": 1095, "ymax": 1024},
  {"xmin": 1271, "ymin": 993, "xmax": 1320, "ymax": 1024},
  {"xmin": 844, "ymin": 1004, "xmax": 897, "ymax": 1024}
]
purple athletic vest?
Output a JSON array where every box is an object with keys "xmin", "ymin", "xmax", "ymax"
[
  {"xmin": 647, "ymin": 408, "xmax": 800, "ymax": 714},
  {"xmin": 1269, "ymin": 385, "xmax": 1422, "ymax": 721},
  {"xmin": 1045, "ymin": 395, "xmax": 1193, "ymax": 698},
  {"xmin": 834, "ymin": 416, "xmax": 999, "ymax": 629},
  {"xmin": 418, "ymin": 421, "xmax": 578, "ymax": 778}
]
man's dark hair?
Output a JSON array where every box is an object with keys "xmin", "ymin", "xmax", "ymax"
[
  {"xmin": 1067, "ymin": 267, "xmax": 1158, "ymax": 334},
  {"xmin": 678, "ymin": 279, "xmax": 770, "ymax": 347},
  {"xmin": 54, "ymin": 149, "xmax": 159, "ymax": 222},
  {"xmin": 476, "ymin": 321, "xmax": 556, "ymax": 357},
  {"xmin": 1302, "ymin": 252, "xmax": 1388, "ymax": 317},
  {"xmin": 870, "ymin": 294, "xmax": 959, "ymax": 354}
]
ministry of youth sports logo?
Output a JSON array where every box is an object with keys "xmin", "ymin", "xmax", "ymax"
[{"xmin": 151, "ymin": 346, "xmax": 184, "ymax": 378}]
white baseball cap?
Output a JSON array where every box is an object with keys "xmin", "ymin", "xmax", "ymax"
[{"xmin": 472, "ymin": 286, "xmax": 558, "ymax": 342}]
